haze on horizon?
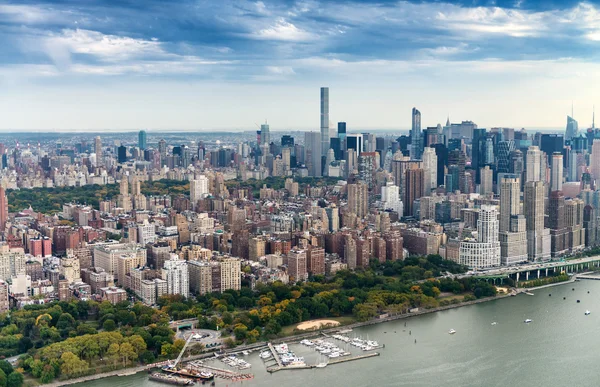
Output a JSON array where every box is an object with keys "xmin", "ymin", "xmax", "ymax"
[{"xmin": 1, "ymin": 0, "xmax": 600, "ymax": 131}]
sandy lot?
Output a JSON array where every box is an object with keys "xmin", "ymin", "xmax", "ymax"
[{"xmin": 296, "ymin": 319, "xmax": 341, "ymax": 331}]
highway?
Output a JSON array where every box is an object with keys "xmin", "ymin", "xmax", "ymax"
[{"xmin": 459, "ymin": 255, "xmax": 600, "ymax": 278}]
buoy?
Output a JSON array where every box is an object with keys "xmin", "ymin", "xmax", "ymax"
[
  {"xmin": 577, "ymin": 300, "xmax": 581, "ymax": 303},
  {"xmin": 563, "ymin": 297, "xmax": 566, "ymax": 300}
]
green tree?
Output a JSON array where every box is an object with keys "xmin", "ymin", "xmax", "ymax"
[
  {"xmin": 0, "ymin": 361, "xmax": 13, "ymax": 377},
  {"xmin": 6, "ymin": 372, "xmax": 23, "ymax": 387},
  {"xmin": 40, "ymin": 365, "xmax": 55, "ymax": 384},
  {"xmin": 119, "ymin": 342, "xmax": 137, "ymax": 366},
  {"xmin": 60, "ymin": 352, "xmax": 88, "ymax": 377},
  {"xmin": 106, "ymin": 343, "xmax": 120, "ymax": 368},
  {"xmin": 103, "ymin": 319, "xmax": 116, "ymax": 332}
]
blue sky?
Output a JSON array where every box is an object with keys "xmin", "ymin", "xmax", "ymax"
[{"xmin": 1, "ymin": 0, "xmax": 600, "ymax": 131}]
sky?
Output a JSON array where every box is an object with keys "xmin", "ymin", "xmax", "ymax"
[{"xmin": 1, "ymin": 0, "xmax": 600, "ymax": 131}]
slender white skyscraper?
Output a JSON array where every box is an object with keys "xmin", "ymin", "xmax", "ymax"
[
  {"xmin": 551, "ymin": 152, "xmax": 563, "ymax": 192},
  {"xmin": 422, "ymin": 147, "xmax": 437, "ymax": 193},
  {"xmin": 381, "ymin": 182, "xmax": 403, "ymax": 215},
  {"xmin": 320, "ymin": 87, "xmax": 330, "ymax": 157},
  {"xmin": 410, "ymin": 108, "xmax": 422, "ymax": 160},
  {"xmin": 526, "ymin": 146, "xmax": 542, "ymax": 182},
  {"xmin": 190, "ymin": 175, "xmax": 209, "ymax": 209}
]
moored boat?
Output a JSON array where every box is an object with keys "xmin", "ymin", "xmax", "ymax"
[{"xmin": 163, "ymin": 366, "xmax": 214, "ymax": 381}]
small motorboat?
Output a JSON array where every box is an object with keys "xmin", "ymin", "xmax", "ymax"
[
  {"xmin": 524, "ymin": 319, "xmax": 532, "ymax": 323},
  {"xmin": 585, "ymin": 310, "xmax": 591, "ymax": 315},
  {"xmin": 316, "ymin": 362, "xmax": 328, "ymax": 368},
  {"xmin": 448, "ymin": 329, "xmax": 456, "ymax": 334},
  {"xmin": 491, "ymin": 322, "xmax": 497, "ymax": 325}
]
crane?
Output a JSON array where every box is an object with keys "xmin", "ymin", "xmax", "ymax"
[{"xmin": 168, "ymin": 332, "xmax": 195, "ymax": 369}]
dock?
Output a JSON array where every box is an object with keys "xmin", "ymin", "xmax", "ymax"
[
  {"xmin": 267, "ymin": 342, "xmax": 283, "ymax": 367},
  {"xmin": 267, "ymin": 352, "xmax": 380, "ymax": 373}
]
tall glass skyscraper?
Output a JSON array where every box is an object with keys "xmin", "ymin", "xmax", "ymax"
[
  {"xmin": 138, "ymin": 130, "xmax": 147, "ymax": 150},
  {"xmin": 410, "ymin": 107, "xmax": 422, "ymax": 160},
  {"xmin": 320, "ymin": 87, "xmax": 330, "ymax": 157}
]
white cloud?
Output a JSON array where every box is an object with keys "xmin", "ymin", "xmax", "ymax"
[
  {"xmin": 251, "ymin": 18, "xmax": 315, "ymax": 41},
  {"xmin": 266, "ymin": 66, "xmax": 295, "ymax": 75}
]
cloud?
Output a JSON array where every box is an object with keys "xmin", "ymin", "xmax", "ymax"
[{"xmin": 250, "ymin": 18, "xmax": 316, "ymax": 41}]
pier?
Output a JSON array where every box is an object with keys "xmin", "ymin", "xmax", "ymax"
[
  {"xmin": 267, "ymin": 352, "xmax": 380, "ymax": 373},
  {"xmin": 267, "ymin": 342, "xmax": 283, "ymax": 367}
]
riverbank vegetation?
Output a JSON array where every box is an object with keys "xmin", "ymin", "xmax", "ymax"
[{"xmin": 518, "ymin": 274, "xmax": 570, "ymax": 288}]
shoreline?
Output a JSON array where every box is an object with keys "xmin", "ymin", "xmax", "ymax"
[{"xmin": 54, "ymin": 280, "xmax": 581, "ymax": 386}]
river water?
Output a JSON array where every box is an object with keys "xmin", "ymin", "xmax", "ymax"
[{"xmin": 77, "ymin": 280, "xmax": 600, "ymax": 387}]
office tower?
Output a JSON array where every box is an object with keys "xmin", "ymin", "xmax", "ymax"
[
  {"xmin": 94, "ymin": 136, "xmax": 102, "ymax": 166},
  {"xmin": 448, "ymin": 149, "xmax": 466, "ymax": 193},
  {"xmin": 281, "ymin": 135, "xmax": 294, "ymax": 148},
  {"xmin": 260, "ymin": 123, "xmax": 270, "ymax": 147},
  {"xmin": 288, "ymin": 249, "xmax": 308, "ymax": 282},
  {"xmin": 404, "ymin": 168, "xmax": 424, "ymax": 217},
  {"xmin": 162, "ymin": 256, "xmax": 189, "ymax": 298},
  {"xmin": 480, "ymin": 166, "xmax": 493, "ymax": 195},
  {"xmin": 337, "ymin": 122, "xmax": 347, "ymax": 141},
  {"xmin": 548, "ymin": 191, "xmax": 568, "ymax": 257},
  {"xmin": 459, "ymin": 205, "xmax": 501, "ymax": 269},
  {"xmin": 346, "ymin": 148, "xmax": 357, "ymax": 178},
  {"xmin": 510, "ymin": 149, "xmax": 524, "ymax": 177},
  {"xmin": 497, "ymin": 140, "xmax": 515, "ymax": 174},
  {"xmin": 540, "ymin": 134, "xmax": 564, "ymax": 162},
  {"xmin": 422, "ymin": 147, "xmax": 437, "ymax": 193},
  {"xmin": 282, "ymin": 147, "xmax": 291, "ymax": 172},
  {"xmin": 117, "ymin": 145, "xmax": 127, "ymax": 163},
  {"xmin": 138, "ymin": 130, "xmax": 147, "ymax": 150},
  {"xmin": 526, "ymin": 146, "xmax": 542, "ymax": 182},
  {"xmin": 431, "ymin": 144, "xmax": 447, "ymax": 186},
  {"xmin": 190, "ymin": 175, "xmax": 209, "ymax": 209},
  {"xmin": 524, "ymin": 181, "xmax": 551, "ymax": 262},
  {"xmin": 566, "ymin": 115, "xmax": 579, "ymax": 141},
  {"xmin": 550, "ymin": 152, "xmax": 563, "ymax": 192},
  {"xmin": 320, "ymin": 87, "xmax": 330, "ymax": 157},
  {"xmin": 158, "ymin": 139, "xmax": 167, "ymax": 156},
  {"xmin": 347, "ymin": 181, "xmax": 368, "ymax": 218},
  {"xmin": 472, "ymin": 128, "xmax": 487, "ymax": 183},
  {"xmin": 410, "ymin": 108, "xmax": 422, "ymax": 160},
  {"xmin": 499, "ymin": 175, "xmax": 527, "ymax": 265},
  {"xmin": 346, "ymin": 134, "xmax": 362, "ymax": 156},
  {"xmin": 381, "ymin": 181, "xmax": 403, "ymax": 215},
  {"xmin": 591, "ymin": 139, "xmax": 600, "ymax": 182},
  {"xmin": 304, "ymin": 131, "xmax": 322, "ymax": 177}
]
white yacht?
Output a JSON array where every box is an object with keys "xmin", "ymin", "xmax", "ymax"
[
  {"xmin": 448, "ymin": 329, "xmax": 456, "ymax": 334},
  {"xmin": 585, "ymin": 310, "xmax": 591, "ymax": 315},
  {"xmin": 524, "ymin": 319, "xmax": 532, "ymax": 323}
]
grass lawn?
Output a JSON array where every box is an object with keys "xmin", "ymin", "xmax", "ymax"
[{"xmin": 438, "ymin": 294, "xmax": 466, "ymax": 302}]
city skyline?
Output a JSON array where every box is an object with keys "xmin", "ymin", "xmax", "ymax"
[{"xmin": 2, "ymin": 0, "xmax": 600, "ymax": 130}]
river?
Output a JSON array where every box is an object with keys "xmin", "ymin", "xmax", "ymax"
[{"xmin": 77, "ymin": 280, "xmax": 600, "ymax": 387}]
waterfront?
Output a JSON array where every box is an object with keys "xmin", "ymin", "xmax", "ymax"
[{"xmin": 77, "ymin": 280, "xmax": 600, "ymax": 387}]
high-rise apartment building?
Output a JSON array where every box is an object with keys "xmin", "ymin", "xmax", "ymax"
[
  {"xmin": 305, "ymin": 131, "xmax": 322, "ymax": 177},
  {"xmin": 162, "ymin": 255, "xmax": 189, "ymax": 298},
  {"xmin": 347, "ymin": 182, "xmax": 368, "ymax": 218},
  {"xmin": 381, "ymin": 182, "xmax": 403, "ymax": 215},
  {"xmin": 526, "ymin": 146, "xmax": 542, "ymax": 182},
  {"xmin": 405, "ymin": 169, "xmax": 424, "ymax": 216},
  {"xmin": 499, "ymin": 175, "xmax": 528, "ymax": 265},
  {"xmin": 410, "ymin": 108, "xmax": 422, "ymax": 160},
  {"xmin": 524, "ymin": 181, "xmax": 551, "ymax": 262},
  {"xmin": 190, "ymin": 175, "xmax": 209, "ymax": 209},
  {"xmin": 320, "ymin": 87, "xmax": 330, "ymax": 157},
  {"xmin": 480, "ymin": 166, "xmax": 493, "ymax": 195},
  {"xmin": 548, "ymin": 190, "xmax": 568, "ymax": 257},
  {"xmin": 288, "ymin": 249, "xmax": 308, "ymax": 282},
  {"xmin": 94, "ymin": 136, "xmax": 102, "ymax": 166},
  {"xmin": 459, "ymin": 205, "xmax": 501, "ymax": 269},
  {"xmin": 422, "ymin": 147, "xmax": 437, "ymax": 193},
  {"xmin": 551, "ymin": 152, "xmax": 563, "ymax": 192}
]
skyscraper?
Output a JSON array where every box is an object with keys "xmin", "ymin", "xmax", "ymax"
[
  {"xmin": 410, "ymin": 108, "xmax": 422, "ymax": 160},
  {"xmin": 591, "ymin": 139, "xmax": 600, "ymax": 183},
  {"xmin": 550, "ymin": 152, "xmax": 563, "ymax": 192},
  {"xmin": 304, "ymin": 131, "xmax": 322, "ymax": 177},
  {"xmin": 459, "ymin": 205, "xmax": 501, "ymax": 269},
  {"xmin": 405, "ymin": 168, "xmax": 424, "ymax": 217},
  {"xmin": 138, "ymin": 130, "xmax": 147, "ymax": 150},
  {"xmin": 190, "ymin": 175, "xmax": 209, "ymax": 209},
  {"xmin": 422, "ymin": 147, "xmax": 437, "ymax": 193},
  {"xmin": 94, "ymin": 136, "xmax": 102, "ymax": 167},
  {"xmin": 525, "ymin": 146, "xmax": 542, "ymax": 182},
  {"xmin": 472, "ymin": 128, "xmax": 487, "ymax": 183},
  {"xmin": 381, "ymin": 182, "xmax": 403, "ymax": 215},
  {"xmin": 524, "ymin": 181, "xmax": 551, "ymax": 262},
  {"xmin": 565, "ymin": 115, "xmax": 579, "ymax": 141},
  {"xmin": 260, "ymin": 123, "xmax": 270, "ymax": 147},
  {"xmin": 320, "ymin": 87, "xmax": 330, "ymax": 157},
  {"xmin": 347, "ymin": 181, "xmax": 368, "ymax": 218},
  {"xmin": 548, "ymin": 191, "xmax": 568, "ymax": 257},
  {"xmin": 499, "ymin": 175, "xmax": 528, "ymax": 265},
  {"xmin": 480, "ymin": 166, "xmax": 493, "ymax": 195}
]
